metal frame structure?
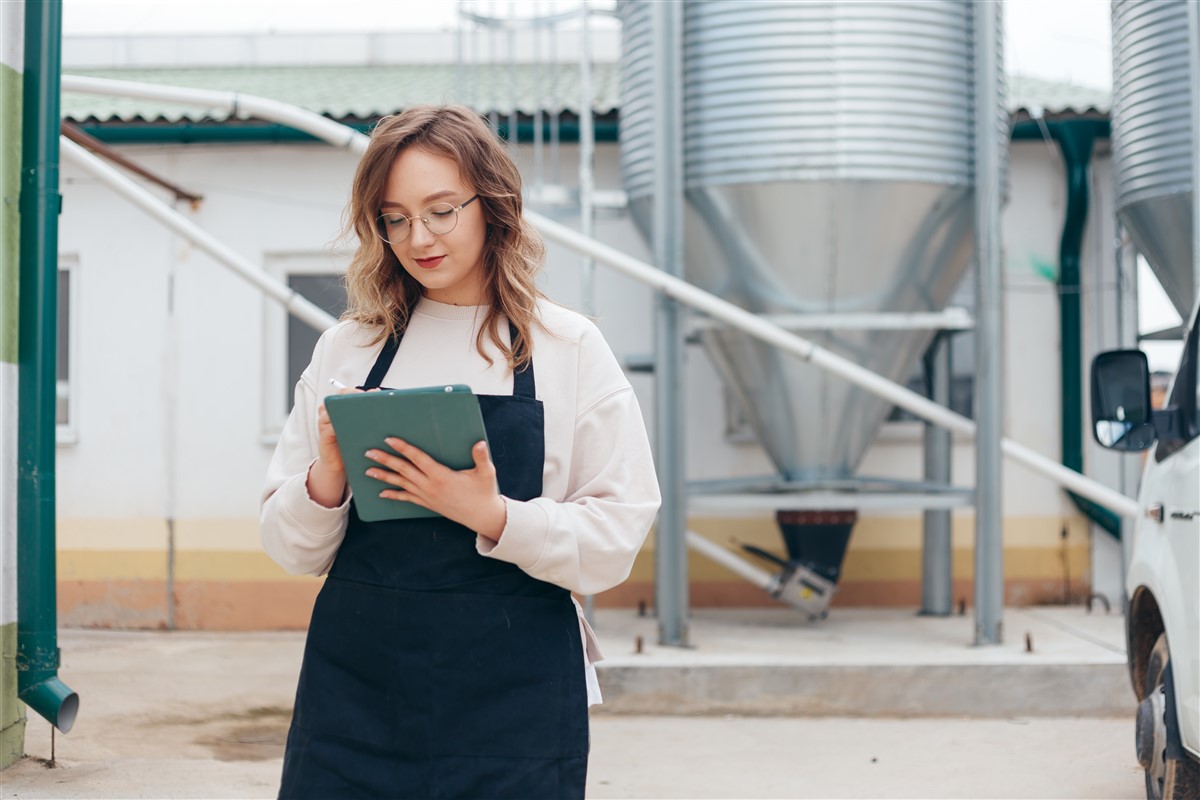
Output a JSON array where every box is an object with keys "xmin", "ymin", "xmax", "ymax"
[
  {"xmin": 972, "ymin": 0, "xmax": 1005, "ymax": 645},
  {"xmin": 922, "ymin": 331, "xmax": 954, "ymax": 616},
  {"xmin": 649, "ymin": 0, "xmax": 688, "ymax": 647}
]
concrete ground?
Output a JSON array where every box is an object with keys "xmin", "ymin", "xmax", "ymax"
[
  {"xmin": 1, "ymin": 606, "xmax": 1145, "ymax": 799},
  {"xmin": 592, "ymin": 605, "xmax": 1131, "ymax": 716}
]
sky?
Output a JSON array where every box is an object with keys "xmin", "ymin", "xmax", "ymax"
[
  {"xmin": 61, "ymin": 0, "xmax": 1115, "ymax": 93},
  {"xmin": 56, "ymin": 0, "xmax": 1185, "ymax": 369}
]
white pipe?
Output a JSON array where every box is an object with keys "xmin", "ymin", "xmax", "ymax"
[
  {"xmin": 690, "ymin": 309, "xmax": 975, "ymax": 332},
  {"xmin": 578, "ymin": 1, "xmax": 597, "ymax": 316},
  {"xmin": 67, "ymin": 75, "xmax": 1141, "ymax": 519},
  {"xmin": 59, "ymin": 138, "xmax": 339, "ymax": 333},
  {"xmin": 525, "ymin": 209, "xmax": 1141, "ymax": 519},
  {"xmin": 61, "ymin": 75, "xmax": 368, "ymax": 153},
  {"xmin": 685, "ymin": 530, "xmax": 775, "ymax": 593}
]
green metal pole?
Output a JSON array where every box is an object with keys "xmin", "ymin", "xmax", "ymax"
[{"xmin": 17, "ymin": 0, "xmax": 79, "ymax": 734}]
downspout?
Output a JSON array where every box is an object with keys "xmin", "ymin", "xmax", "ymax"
[
  {"xmin": 1011, "ymin": 117, "xmax": 1121, "ymax": 540},
  {"xmin": 17, "ymin": 0, "xmax": 79, "ymax": 732}
]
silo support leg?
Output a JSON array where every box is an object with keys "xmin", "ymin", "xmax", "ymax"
[{"xmin": 921, "ymin": 333, "xmax": 953, "ymax": 616}]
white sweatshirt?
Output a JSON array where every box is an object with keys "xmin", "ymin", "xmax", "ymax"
[{"xmin": 260, "ymin": 297, "xmax": 661, "ymax": 705}]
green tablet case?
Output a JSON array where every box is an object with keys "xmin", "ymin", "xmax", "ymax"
[{"xmin": 324, "ymin": 384, "xmax": 489, "ymax": 522}]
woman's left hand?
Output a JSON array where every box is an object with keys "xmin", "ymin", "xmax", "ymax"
[{"xmin": 366, "ymin": 438, "xmax": 507, "ymax": 540}]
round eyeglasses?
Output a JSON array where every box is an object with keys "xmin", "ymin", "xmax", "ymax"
[{"xmin": 376, "ymin": 195, "xmax": 480, "ymax": 245}]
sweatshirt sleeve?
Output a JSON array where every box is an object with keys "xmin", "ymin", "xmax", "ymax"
[
  {"xmin": 260, "ymin": 331, "xmax": 351, "ymax": 577},
  {"xmin": 476, "ymin": 325, "xmax": 661, "ymax": 596}
]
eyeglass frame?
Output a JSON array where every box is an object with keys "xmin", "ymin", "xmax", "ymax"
[{"xmin": 375, "ymin": 194, "xmax": 481, "ymax": 244}]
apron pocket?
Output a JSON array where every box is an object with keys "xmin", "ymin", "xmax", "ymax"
[
  {"xmin": 428, "ymin": 590, "xmax": 587, "ymax": 760},
  {"xmin": 294, "ymin": 577, "xmax": 422, "ymax": 750}
]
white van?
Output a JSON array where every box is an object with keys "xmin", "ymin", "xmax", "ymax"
[{"xmin": 1091, "ymin": 297, "xmax": 1200, "ymax": 800}]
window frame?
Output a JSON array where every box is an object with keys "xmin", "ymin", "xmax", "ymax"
[
  {"xmin": 260, "ymin": 251, "xmax": 350, "ymax": 445},
  {"xmin": 56, "ymin": 254, "xmax": 80, "ymax": 446}
]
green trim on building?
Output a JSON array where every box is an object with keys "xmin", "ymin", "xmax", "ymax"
[
  {"xmin": 74, "ymin": 116, "xmax": 620, "ymax": 146},
  {"xmin": 1, "ymin": 63, "xmax": 21, "ymax": 365},
  {"xmin": 1, "ymin": 622, "xmax": 25, "ymax": 768}
]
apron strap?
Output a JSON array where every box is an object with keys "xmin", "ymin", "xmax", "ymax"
[
  {"xmin": 360, "ymin": 328, "xmax": 402, "ymax": 390},
  {"xmin": 509, "ymin": 322, "xmax": 536, "ymax": 400},
  {"xmin": 359, "ymin": 318, "xmax": 536, "ymax": 399}
]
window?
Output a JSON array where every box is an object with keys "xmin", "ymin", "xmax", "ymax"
[
  {"xmin": 886, "ymin": 330, "xmax": 975, "ymax": 423},
  {"xmin": 262, "ymin": 253, "xmax": 349, "ymax": 440},
  {"xmin": 886, "ymin": 269, "xmax": 976, "ymax": 427},
  {"xmin": 56, "ymin": 256, "xmax": 79, "ymax": 444},
  {"xmin": 286, "ymin": 273, "xmax": 348, "ymax": 410}
]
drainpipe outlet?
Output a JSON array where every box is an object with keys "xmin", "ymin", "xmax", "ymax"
[{"xmin": 19, "ymin": 677, "xmax": 79, "ymax": 734}]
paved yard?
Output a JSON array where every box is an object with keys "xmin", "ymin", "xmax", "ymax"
[{"xmin": 1, "ymin": 628, "xmax": 1144, "ymax": 798}]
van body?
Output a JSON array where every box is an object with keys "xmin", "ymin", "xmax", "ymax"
[{"xmin": 1091, "ymin": 297, "xmax": 1200, "ymax": 799}]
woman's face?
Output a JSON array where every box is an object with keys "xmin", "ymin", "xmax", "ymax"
[{"xmin": 380, "ymin": 147, "xmax": 488, "ymax": 306}]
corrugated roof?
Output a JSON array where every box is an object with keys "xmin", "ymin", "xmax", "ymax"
[
  {"xmin": 62, "ymin": 66, "xmax": 1111, "ymax": 125},
  {"xmin": 1007, "ymin": 74, "xmax": 1110, "ymax": 117},
  {"xmin": 63, "ymin": 63, "xmax": 622, "ymax": 123}
]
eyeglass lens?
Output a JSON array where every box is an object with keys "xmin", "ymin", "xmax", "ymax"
[{"xmin": 377, "ymin": 202, "xmax": 460, "ymax": 244}]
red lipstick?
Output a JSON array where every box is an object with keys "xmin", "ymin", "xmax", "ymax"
[{"xmin": 415, "ymin": 256, "xmax": 445, "ymax": 269}]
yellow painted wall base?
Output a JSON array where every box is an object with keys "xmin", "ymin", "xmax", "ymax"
[
  {"xmin": 54, "ymin": 513, "xmax": 1099, "ymax": 630},
  {"xmin": 56, "ymin": 574, "xmax": 1095, "ymax": 630},
  {"xmin": 59, "ymin": 580, "xmax": 322, "ymax": 631}
]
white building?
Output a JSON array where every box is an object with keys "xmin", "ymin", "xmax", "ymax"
[{"xmin": 51, "ymin": 31, "xmax": 1130, "ymax": 629}]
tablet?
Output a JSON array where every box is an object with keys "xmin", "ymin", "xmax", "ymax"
[{"xmin": 324, "ymin": 384, "xmax": 489, "ymax": 523}]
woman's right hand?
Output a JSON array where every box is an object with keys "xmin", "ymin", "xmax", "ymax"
[{"xmin": 307, "ymin": 387, "xmax": 362, "ymax": 507}]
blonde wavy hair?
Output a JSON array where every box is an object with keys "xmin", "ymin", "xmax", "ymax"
[{"xmin": 340, "ymin": 105, "xmax": 546, "ymax": 370}]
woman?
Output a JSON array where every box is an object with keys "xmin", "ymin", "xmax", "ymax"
[{"xmin": 260, "ymin": 104, "xmax": 660, "ymax": 799}]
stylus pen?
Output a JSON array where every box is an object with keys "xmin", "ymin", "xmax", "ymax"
[{"xmin": 329, "ymin": 378, "xmax": 347, "ymax": 389}]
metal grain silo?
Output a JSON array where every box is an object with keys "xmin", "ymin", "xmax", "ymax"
[
  {"xmin": 619, "ymin": 0, "xmax": 1003, "ymax": 482},
  {"xmin": 1112, "ymin": 0, "xmax": 1195, "ymax": 317}
]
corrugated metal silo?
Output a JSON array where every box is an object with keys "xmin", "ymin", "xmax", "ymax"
[
  {"xmin": 1112, "ymin": 0, "xmax": 1195, "ymax": 318},
  {"xmin": 619, "ymin": 0, "xmax": 1004, "ymax": 481}
]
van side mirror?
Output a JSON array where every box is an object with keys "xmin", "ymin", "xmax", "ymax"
[{"xmin": 1090, "ymin": 350, "xmax": 1155, "ymax": 451}]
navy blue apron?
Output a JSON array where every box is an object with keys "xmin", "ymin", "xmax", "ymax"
[{"xmin": 279, "ymin": 323, "xmax": 589, "ymax": 799}]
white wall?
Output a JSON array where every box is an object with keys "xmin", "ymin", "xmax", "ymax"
[{"xmin": 58, "ymin": 142, "xmax": 356, "ymax": 519}]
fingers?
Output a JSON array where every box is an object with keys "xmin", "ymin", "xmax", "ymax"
[
  {"xmin": 383, "ymin": 438, "xmax": 441, "ymax": 473},
  {"xmin": 319, "ymin": 387, "xmax": 362, "ymax": 421},
  {"xmin": 471, "ymin": 441, "xmax": 489, "ymax": 468},
  {"xmin": 365, "ymin": 446, "xmax": 413, "ymax": 472},
  {"xmin": 379, "ymin": 489, "xmax": 428, "ymax": 508},
  {"xmin": 365, "ymin": 450, "xmax": 420, "ymax": 486},
  {"xmin": 365, "ymin": 439, "xmax": 497, "ymax": 522},
  {"xmin": 365, "ymin": 464, "xmax": 421, "ymax": 492}
]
